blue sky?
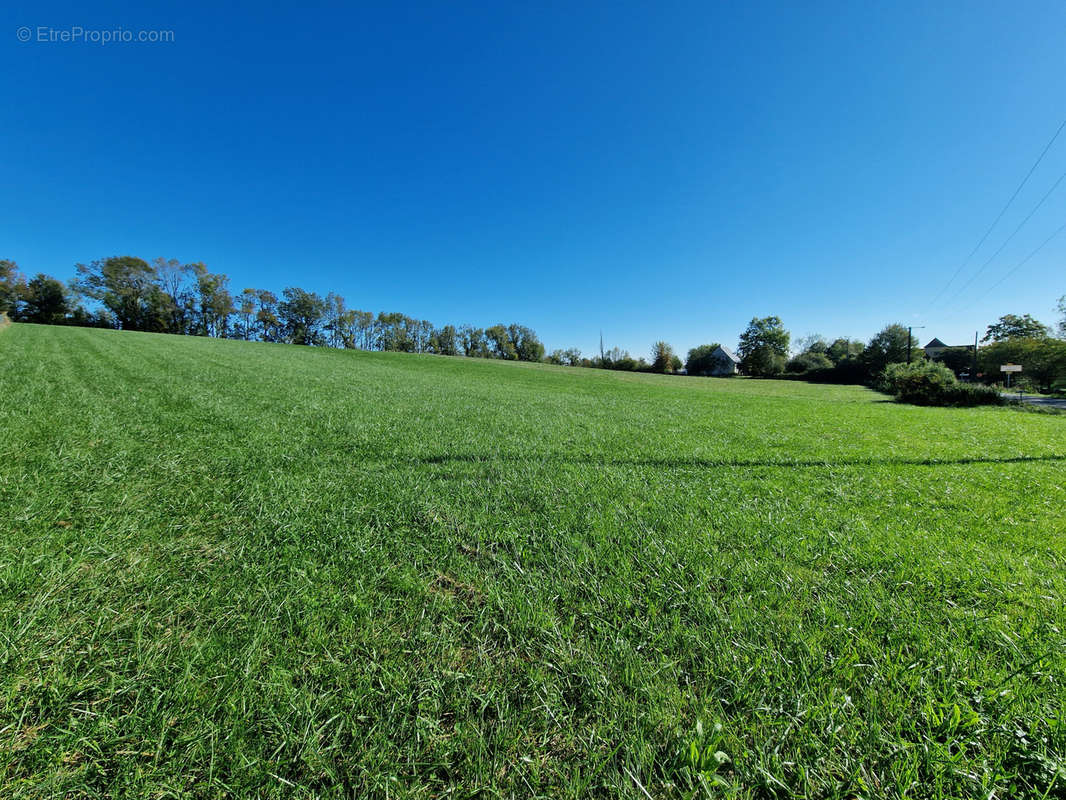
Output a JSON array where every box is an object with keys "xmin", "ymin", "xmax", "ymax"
[{"xmin": 3, "ymin": 0, "xmax": 1065, "ymax": 357}]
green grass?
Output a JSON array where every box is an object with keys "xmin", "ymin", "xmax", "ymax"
[{"xmin": 2, "ymin": 323, "xmax": 1064, "ymax": 799}]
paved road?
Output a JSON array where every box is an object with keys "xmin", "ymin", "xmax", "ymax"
[{"xmin": 1003, "ymin": 394, "xmax": 1066, "ymax": 410}]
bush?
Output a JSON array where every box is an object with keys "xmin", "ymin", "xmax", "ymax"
[
  {"xmin": 781, "ymin": 357, "xmax": 868, "ymax": 385},
  {"xmin": 742, "ymin": 348, "xmax": 787, "ymax": 377},
  {"xmin": 879, "ymin": 361, "xmax": 1005, "ymax": 407},
  {"xmin": 798, "ymin": 358, "xmax": 867, "ymax": 385},
  {"xmin": 786, "ymin": 351, "xmax": 833, "ymax": 373},
  {"xmin": 940, "ymin": 382, "xmax": 1010, "ymax": 406},
  {"xmin": 876, "ymin": 361, "xmax": 949, "ymax": 395}
]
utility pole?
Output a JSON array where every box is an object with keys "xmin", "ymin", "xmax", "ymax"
[
  {"xmin": 971, "ymin": 331, "xmax": 978, "ymax": 383},
  {"xmin": 907, "ymin": 326, "xmax": 925, "ymax": 364}
]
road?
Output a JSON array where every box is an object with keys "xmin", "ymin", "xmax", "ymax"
[{"xmin": 1003, "ymin": 393, "xmax": 1066, "ymax": 410}]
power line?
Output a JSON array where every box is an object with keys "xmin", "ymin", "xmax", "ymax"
[
  {"xmin": 956, "ymin": 217, "xmax": 1066, "ymax": 313},
  {"xmin": 943, "ymin": 166, "xmax": 1066, "ymax": 306},
  {"xmin": 926, "ymin": 115, "xmax": 1066, "ymax": 308}
]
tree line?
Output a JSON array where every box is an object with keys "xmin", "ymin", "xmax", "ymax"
[
  {"xmin": 3, "ymin": 255, "xmax": 1063, "ymax": 392},
  {"xmin": 553, "ymin": 308, "xmax": 1066, "ymax": 394},
  {"xmin": 668, "ymin": 310, "xmax": 1065, "ymax": 393},
  {"xmin": 0, "ymin": 256, "xmax": 545, "ymax": 361}
]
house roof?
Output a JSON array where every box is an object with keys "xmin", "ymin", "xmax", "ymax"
[
  {"xmin": 714, "ymin": 345, "xmax": 741, "ymax": 363},
  {"xmin": 923, "ymin": 338, "xmax": 948, "ymax": 349}
]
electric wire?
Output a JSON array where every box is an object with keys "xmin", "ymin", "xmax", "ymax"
[{"xmin": 926, "ymin": 116, "xmax": 1066, "ymax": 308}]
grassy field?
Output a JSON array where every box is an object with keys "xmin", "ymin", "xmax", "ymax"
[{"xmin": 1, "ymin": 323, "xmax": 1064, "ymax": 799}]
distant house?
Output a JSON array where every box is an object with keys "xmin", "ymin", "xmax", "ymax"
[
  {"xmin": 924, "ymin": 338, "xmax": 974, "ymax": 360},
  {"xmin": 710, "ymin": 345, "xmax": 741, "ymax": 376},
  {"xmin": 923, "ymin": 338, "xmax": 950, "ymax": 359}
]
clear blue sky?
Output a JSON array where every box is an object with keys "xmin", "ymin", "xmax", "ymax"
[{"xmin": 3, "ymin": 0, "xmax": 1065, "ymax": 357}]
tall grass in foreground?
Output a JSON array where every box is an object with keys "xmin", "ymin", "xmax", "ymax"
[{"xmin": 1, "ymin": 323, "xmax": 1064, "ymax": 798}]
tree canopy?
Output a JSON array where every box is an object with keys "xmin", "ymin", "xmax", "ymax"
[
  {"xmin": 5, "ymin": 252, "xmax": 1063, "ymax": 390},
  {"xmin": 978, "ymin": 338, "xmax": 1066, "ymax": 393},
  {"xmin": 862, "ymin": 324, "xmax": 921, "ymax": 375},
  {"xmin": 826, "ymin": 337, "xmax": 864, "ymax": 363},
  {"xmin": 74, "ymin": 256, "xmax": 157, "ymax": 331},
  {"xmin": 737, "ymin": 316, "xmax": 789, "ymax": 376},
  {"xmin": 684, "ymin": 343, "xmax": 723, "ymax": 376},
  {"xmin": 650, "ymin": 341, "xmax": 676, "ymax": 374},
  {"xmin": 21, "ymin": 274, "xmax": 70, "ymax": 325},
  {"xmin": 930, "ymin": 346, "xmax": 974, "ymax": 377},
  {"xmin": 982, "ymin": 314, "xmax": 1051, "ymax": 342},
  {"xmin": 0, "ymin": 260, "xmax": 27, "ymax": 317},
  {"xmin": 279, "ymin": 287, "xmax": 328, "ymax": 346}
]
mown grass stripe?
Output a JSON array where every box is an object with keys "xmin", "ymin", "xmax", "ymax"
[{"xmin": 0, "ymin": 323, "xmax": 1063, "ymax": 798}]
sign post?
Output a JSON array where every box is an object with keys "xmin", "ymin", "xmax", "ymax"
[{"xmin": 1000, "ymin": 363, "xmax": 1022, "ymax": 389}]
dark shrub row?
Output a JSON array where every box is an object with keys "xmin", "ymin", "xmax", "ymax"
[{"xmin": 878, "ymin": 362, "xmax": 1005, "ymax": 407}]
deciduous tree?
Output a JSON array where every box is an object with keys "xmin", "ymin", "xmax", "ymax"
[
  {"xmin": 74, "ymin": 256, "xmax": 157, "ymax": 330},
  {"xmin": 795, "ymin": 334, "xmax": 828, "ymax": 355},
  {"xmin": 375, "ymin": 312, "xmax": 416, "ymax": 352},
  {"xmin": 862, "ymin": 323, "xmax": 920, "ymax": 375},
  {"xmin": 20, "ymin": 274, "xmax": 70, "ymax": 324},
  {"xmin": 738, "ymin": 316, "xmax": 790, "ymax": 376},
  {"xmin": 979, "ymin": 338, "xmax": 1066, "ymax": 392},
  {"xmin": 324, "ymin": 292, "xmax": 349, "ymax": 349},
  {"xmin": 826, "ymin": 337, "xmax": 864, "ymax": 363},
  {"xmin": 279, "ymin": 287, "xmax": 327, "ymax": 345},
  {"xmin": 188, "ymin": 263, "xmax": 234, "ymax": 338},
  {"xmin": 651, "ymin": 341, "xmax": 676, "ymax": 373},
  {"xmin": 505, "ymin": 324, "xmax": 545, "ymax": 362},
  {"xmin": 150, "ymin": 257, "xmax": 195, "ymax": 334},
  {"xmin": 0, "ymin": 259, "xmax": 27, "ymax": 317},
  {"xmin": 254, "ymin": 290, "xmax": 283, "ymax": 342},
  {"xmin": 430, "ymin": 325, "xmax": 459, "ymax": 356},
  {"xmin": 930, "ymin": 346, "xmax": 974, "ymax": 377},
  {"xmin": 685, "ymin": 343, "xmax": 722, "ymax": 376},
  {"xmin": 236, "ymin": 289, "xmax": 258, "ymax": 340},
  {"xmin": 485, "ymin": 324, "xmax": 517, "ymax": 360},
  {"xmin": 459, "ymin": 325, "xmax": 489, "ymax": 358},
  {"xmin": 350, "ymin": 310, "xmax": 374, "ymax": 349},
  {"xmin": 982, "ymin": 314, "xmax": 1051, "ymax": 342}
]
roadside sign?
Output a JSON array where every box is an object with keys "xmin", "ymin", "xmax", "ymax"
[{"xmin": 1000, "ymin": 363, "xmax": 1022, "ymax": 389}]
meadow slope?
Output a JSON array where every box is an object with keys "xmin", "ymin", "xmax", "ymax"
[{"xmin": 1, "ymin": 323, "xmax": 1064, "ymax": 799}]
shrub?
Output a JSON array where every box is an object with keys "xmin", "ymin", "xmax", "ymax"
[
  {"xmin": 937, "ymin": 382, "xmax": 1009, "ymax": 406},
  {"xmin": 786, "ymin": 351, "xmax": 833, "ymax": 373},
  {"xmin": 797, "ymin": 358, "xmax": 868, "ymax": 385},
  {"xmin": 879, "ymin": 361, "xmax": 1005, "ymax": 407},
  {"xmin": 877, "ymin": 361, "xmax": 952, "ymax": 395}
]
